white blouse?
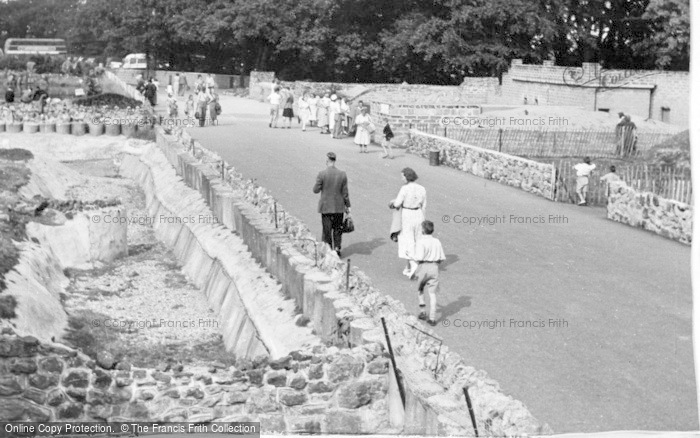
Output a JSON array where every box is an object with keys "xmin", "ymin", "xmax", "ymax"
[{"xmin": 393, "ymin": 182, "xmax": 426, "ymax": 213}]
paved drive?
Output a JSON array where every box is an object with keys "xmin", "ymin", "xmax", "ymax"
[{"xmin": 163, "ymin": 94, "xmax": 694, "ymax": 433}]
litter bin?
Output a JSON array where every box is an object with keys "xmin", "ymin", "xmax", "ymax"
[{"xmin": 429, "ymin": 149, "xmax": 440, "ymax": 166}]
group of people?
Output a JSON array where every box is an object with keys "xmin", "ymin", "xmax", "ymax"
[
  {"xmin": 573, "ymin": 157, "xmax": 621, "ymax": 205},
  {"xmin": 159, "ymin": 73, "xmax": 221, "ymax": 127},
  {"xmin": 268, "ymin": 83, "xmax": 396, "ymax": 158},
  {"xmin": 313, "ymin": 152, "xmax": 444, "ymax": 326}
]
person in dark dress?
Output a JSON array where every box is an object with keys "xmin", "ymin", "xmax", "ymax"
[
  {"xmin": 382, "ymin": 118, "xmax": 395, "ymax": 159},
  {"xmin": 5, "ymin": 87, "xmax": 14, "ymax": 103}
]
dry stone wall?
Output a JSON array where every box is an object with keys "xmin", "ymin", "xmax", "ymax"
[
  {"xmin": 0, "ymin": 331, "xmax": 394, "ymax": 434},
  {"xmin": 607, "ymin": 181, "xmax": 692, "ymax": 244},
  {"xmin": 406, "ymin": 130, "xmax": 556, "ymax": 200},
  {"xmin": 163, "ymin": 127, "xmax": 552, "ymax": 436}
]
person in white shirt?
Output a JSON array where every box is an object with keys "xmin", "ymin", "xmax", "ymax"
[
  {"xmin": 412, "ymin": 220, "xmax": 446, "ymax": 326},
  {"xmin": 573, "ymin": 157, "xmax": 596, "ymax": 205},
  {"xmin": 600, "ymin": 165, "xmax": 622, "ymax": 198},
  {"xmin": 390, "ymin": 167, "xmax": 426, "ymax": 277},
  {"xmin": 267, "ymin": 86, "xmax": 282, "ymax": 128}
]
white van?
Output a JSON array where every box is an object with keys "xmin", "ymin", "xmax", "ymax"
[{"xmin": 122, "ymin": 53, "xmax": 147, "ymax": 69}]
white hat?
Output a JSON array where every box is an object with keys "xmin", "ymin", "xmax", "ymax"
[{"xmin": 330, "ymin": 94, "xmax": 337, "ymax": 101}]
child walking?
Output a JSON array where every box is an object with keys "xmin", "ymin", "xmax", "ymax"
[
  {"xmin": 412, "ymin": 220, "xmax": 446, "ymax": 326},
  {"xmin": 382, "ymin": 118, "xmax": 394, "ymax": 159}
]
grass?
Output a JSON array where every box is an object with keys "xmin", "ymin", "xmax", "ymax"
[{"xmin": 0, "ymin": 149, "xmax": 34, "ymax": 162}]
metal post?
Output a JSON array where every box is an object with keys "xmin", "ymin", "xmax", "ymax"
[
  {"xmin": 381, "ymin": 317, "xmax": 406, "ymax": 408},
  {"xmin": 498, "ymin": 128, "xmax": 503, "ymax": 153},
  {"xmin": 463, "ymin": 386, "xmax": 479, "ymax": 437},
  {"xmin": 443, "ymin": 125, "xmax": 447, "ymax": 137},
  {"xmin": 345, "ymin": 259, "xmax": 351, "ymax": 291},
  {"xmin": 220, "ymin": 160, "xmax": 224, "ymax": 180}
]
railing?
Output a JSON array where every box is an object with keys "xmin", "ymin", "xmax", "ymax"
[{"xmin": 411, "ymin": 123, "xmax": 676, "ymax": 159}]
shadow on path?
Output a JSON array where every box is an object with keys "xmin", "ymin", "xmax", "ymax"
[
  {"xmin": 439, "ymin": 254, "xmax": 459, "ymax": 271},
  {"xmin": 437, "ymin": 295, "xmax": 473, "ymax": 321},
  {"xmin": 341, "ymin": 237, "xmax": 387, "ymax": 258}
]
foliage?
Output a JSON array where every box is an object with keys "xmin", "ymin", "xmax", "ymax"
[{"xmin": 0, "ymin": 0, "xmax": 689, "ymax": 83}]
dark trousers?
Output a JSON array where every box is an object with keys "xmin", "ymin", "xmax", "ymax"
[{"xmin": 321, "ymin": 213, "xmax": 344, "ymax": 251}]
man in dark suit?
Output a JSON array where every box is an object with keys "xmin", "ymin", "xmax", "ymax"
[{"xmin": 313, "ymin": 152, "xmax": 351, "ymax": 256}]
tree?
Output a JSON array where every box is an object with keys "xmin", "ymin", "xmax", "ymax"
[{"xmin": 633, "ymin": 0, "xmax": 689, "ymax": 69}]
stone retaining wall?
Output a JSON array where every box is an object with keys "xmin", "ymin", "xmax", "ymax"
[
  {"xmin": 118, "ymin": 145, "xmax": 317, "ymax": 360},
  {"xmin": 607, "ymin": 181, "xmax": 692, "ymax": 244},
  {"xmin": 406, "ymin": 130, "xmax": 556, "ymax": 200},
  {"xmin": 162, "ymin": 127, "xmax": 552, "ymax": 436},
  {"xmin": 0, "ymin": 332, "xmax": 394, "ymax": 434}
]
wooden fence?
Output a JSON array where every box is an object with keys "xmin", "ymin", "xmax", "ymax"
[
  {"xmin": 552, "ymin": 161, "xmax": 692, "ymax": 206},
  {"xmin": 412, "ymin": 124, "xmax": 675, "ymax": 159}
]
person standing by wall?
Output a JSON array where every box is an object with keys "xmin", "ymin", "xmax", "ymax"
[
  {"xmin": 313, "ymin": 152, "xmax": 351, "ymax": 257},
  {"xmin": 573, "ymin": 157, "xmax": 596, "ymax": 205},
  {"xmin": 196, "ymin": 88, "xmax": 210, "ymax": 127},
  {"xmin": 600, "ymin": 165, "xmax": 622, "ymax": 199},
  {"xmin": 281, "ymin": 88, "xmax": 295, "ymax": 129},
  {"xmin": 329, "ymin": 94, "xmax": 341, "ymax": 138},
  {"xmin": 173, "ymin": 73, "xmax": 180, "ymax": 98},
  {"xmin": 317, "ymin": 92, "xmax": 331, "ymax": 134},
  {"xmin": 179, "ymin": 73, "xmax": 188, "ymax": 96},
  {"xmin": 298, "ymin": 92, "xmax": 311, "ymax": 131},
  {"xmin": 382, "ymin": 118, "xmax": 395, "ymax": 159},
  {"xmin": 268, "ymin": 86, "xmax": 282, "ymax": 128},
  {"xmin": 354, "ymin": 106, "xmax": 373, "ymax": 153},
  {"xmin": 308, "ymin": 93, "xmax": 318, "ymax": 128}
]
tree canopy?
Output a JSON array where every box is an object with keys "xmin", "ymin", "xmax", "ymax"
[{"xmin": 0, "ymin": 0, "xmax": 689, "ymax": 82}]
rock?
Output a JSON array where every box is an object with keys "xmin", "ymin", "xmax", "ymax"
[
  {"xmin": 96, "ymin": 350, "xmax": 116, "ymax": 370},
  {"xmin": 0, "ymin": 398, "xmax": 51, "ymax": 421},
  {"xmin": 125, "ymin": 401, "xmax": 150, "ymax": 419},
  {"xmin": 268, "ymin": 355, "xmax": 292, "ymax": 370},
  {"xmin": 290, "ymin": 350, "xmax": 313, "ymax": 361},
  {"xmin": 226, "ymin": 391, "xmax": 248, "ymax": 404},
  {"xmin": 163, "ymin": 388, "xmax": 180, "ymax": 399},
  {"xmin": 308, "ymin": 363, "xmax": 324, "ymax": 380},
  {"xmin": 0, "ymin": 376, "xmax": 23, "ymax": 395},
  {"xmin": 39, "ymin": 356, "xmax": 64, "ymax": 373},
  {"xmin": 259, "ymin": 413, "xmax": 286, "ymax": 433},
  {"xmin": 236, "ymin": 358, "xmax": 254, "ymax": 371},
  {"xmin": 266, "ymin": 370, "xmax": 287, "ymax": 387},
  {"xmin": 211, "ymin": 360, "xmax": 227, "ymax": 369},
  {"xmin": 155, "ymin": 362, "xmax": 171, "ymax": 372},
  {"xmin": 337, "ymin": 381, "xmax": 374, "ymax": 408},
  {"xmin": 279, "ymin": 389, "xmax": 307, "ymax": 406},
  {"xmin": 116, "ymin": 377, "xmax": 133, "ymax": 387},
  {"xmin": 207, "ymin": 366, "xmax": 218, "ymax": 374},
  {"xmin": 161, "ymin": 408, "xmax": 188, "ymax": 422},
  {"xmin": 186, "ymin": 387, "xmax": 205, "ymax": 399},
  {"xmin": 194, "ymin": 374, "xmax": 213, "ymax": 385},
  {"xmin": 201, "ymin": 394, "xmax": 222, "ymax": 408},
  {"xmin": 10, "ymin": 358, "xmax": 37, "ymax": 374},
  {"xmin": 214, "ymin": 375, "xmax": 235, "ymax": 385},
  {"xmin": 152, "ymin": 371, "xmax": 172, "ymax": 383},
  {"xmin": 57, "ymin": 402, "xmax": 84, "ymax": 419},
  {"xmin": 247, "ymin": 389, "xmax": 279, "ymax": 413},
  {"xmin": 189, "ymin": 412, "xmax": 215, "ymax": 423},
  {"xmin": 324, "ymin": 410, "xmax": 363, "ymax": 434},
  {"xmin": 287, "ymin": 416, "xmax": 322, "ymax": 434},
  {"xmin": 307, "ymin": 381, "xmax": 335, "ymax": 393},
  {"xmin": 115, "ymin": 361, "xmax": 132, "ymax": 371},
  {"xmin": 47, "ymin": 388, "xmax": 66, "ymax": 406},
  {"xmin": 110, "ymin": 386, "xmax": 133, "ymax": 403},
  {"xmin": 66, "ymin": 387, "xmax": 87, "ymax": 402},
  {"xmin": 246, "ymin": 369, "xmax": 263, "ymax": 386},
  {"xmin": 93, "ymin": 369, "xmax": 113, "ymax": 389},
  {"xmin": 327, "ymin": 355, "xmax": 364, "ymax": 383},
  {"xmin": 0, "ymin": 336, "xmax": 39, "ymax": 358},
  {"xmin": 289, "ymin": 373, "xmax": 307, "ymax": 390},
  {"xmin": 63, "ymin": 370, "xmax": 90, "ymax": 388},
  {"xmin": 132, "ymin": 369, "xmax": 147, "ymax": 379},
  {"xmin": 367, "ymin": 358, "xmax": 389, "ymax": 374},
  {"xmin": 139, "ymin": 390, "xmax": 155, "ymax": 401},
  {"xmin": 24, "ymin": 387, "xmax": 48, "ymax": 404}
]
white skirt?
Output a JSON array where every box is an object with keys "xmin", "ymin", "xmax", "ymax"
[
  {"xmin": 398, "ymin": 208, "xmax": 424, "ymax": 259},
  {"xmin": 354, "ymin": 126, "xmax": 371, "ymax": 145}
]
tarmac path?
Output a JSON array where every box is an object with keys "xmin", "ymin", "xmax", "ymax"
[{"xmin": 162, "ymin": 94, "xmax": 695, "ymax": 433}]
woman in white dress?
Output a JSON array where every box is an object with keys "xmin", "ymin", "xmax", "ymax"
[
  {"xmin": 298, "ymin": 92, "xmax": 311, "ymax": 131},
  {"xmin": 353, "ymin": 106, "xmax": 372, "ymax": 153},
  {"xmin": 390, "ymin": 167, "xmax": 426, "ymax": 277},
  {"xmin": 308, "ymin": 93, "xmax": 318, "ymax": 127}
]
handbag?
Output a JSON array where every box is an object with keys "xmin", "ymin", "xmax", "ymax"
[
  {"xmin": 342, "ymin": 214, "xmax": 355, "ymax": 233},
  {"xmin": 367, "ymin": 122, "xmax": 376, "ymax": 133}
]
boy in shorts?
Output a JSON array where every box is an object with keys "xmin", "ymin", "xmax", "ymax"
[{"xmin": 413, "ymin": 220, "xmax": 446, "ymax": 326}]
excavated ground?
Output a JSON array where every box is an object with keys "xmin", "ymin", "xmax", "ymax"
[{"xmin": 57, "ymin": 158, "xmax": 234, "ymax": 369}]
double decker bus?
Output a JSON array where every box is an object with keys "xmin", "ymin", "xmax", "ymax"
[{"xmin": 3, "ymin": 38, "xmax": 67, "ymax": 56}]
